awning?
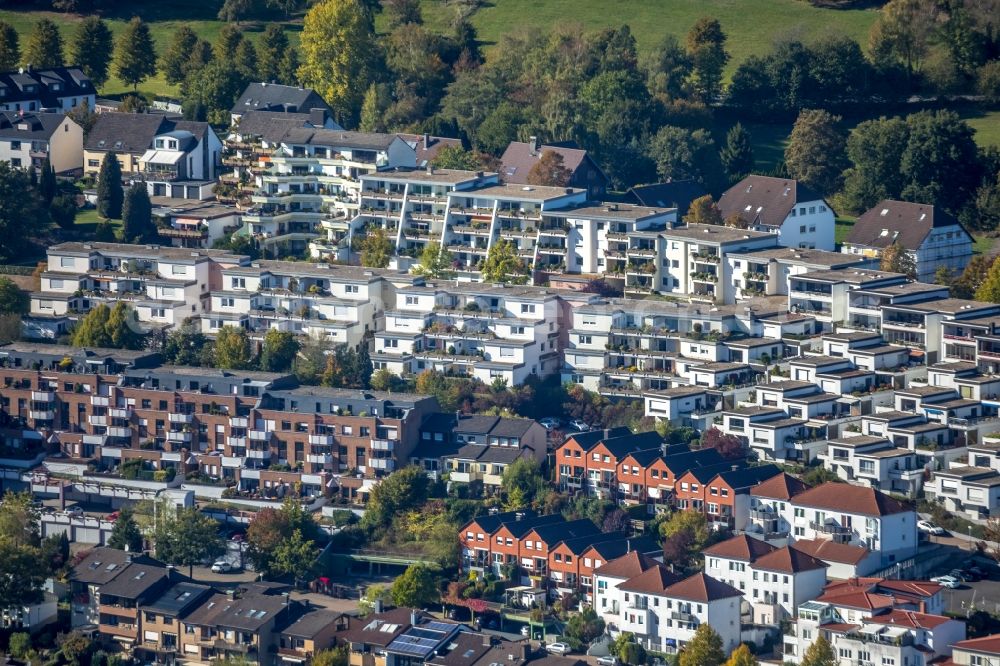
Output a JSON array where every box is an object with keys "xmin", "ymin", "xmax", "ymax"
[{"xmin": 140, "ymin": 149, "xmax": 185, "ymax": 165}]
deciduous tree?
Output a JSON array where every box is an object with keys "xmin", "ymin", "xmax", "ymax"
[
  {"xmin": 784, "ymin": 109, "xmax": 848, "ymax": 196},
  {"xmin": 685, "ymin": 17, "xmax": 728, "ymax": 101},
  {"xmin": 183, "ymin": 60, "xmax": 250, "ymax": 126},
  {"xmin": 218, "ymin": 0, "xmax": 257, "ymax": 23},
  {"xmin": 723, "ymin": 644, "xmax": 758, "ymax": 666},
  {"xmin": 868, "ymin": 0, "xmax": 937, "ymax": 82},
  {"xmin": 361, "ymin": 466, "xmax": 429, "ymax": 532},
  {"xmin": 643, "ymin": 33, "xmax": 691, "ymax": 99},
  {"xmin": 24, "ymin": 19, "xmax": 63, "ymax": 69},
  {"xmin": 678, "ymin": 624, "xmax": 725, "ymax": 666},
  {"xmin": 270, "ymin": 529, "xmax": 318, "ymax": 585},
  {"xmin": 114, "ymin": 17, "xmax": 156, "ymax": 91},
  {"xmin": 260, "ymin": 329, "xmax": 299, "ymax": 372},
  {"xmin": 430, "ymin": 146, "xmax": 487, "ymax": 171},
  {"xmin": 648, "ymin": 125, "xmax": 716, "ymax": 184},
  {"xmin": 975, "ymin": 256, "xmax": 1000, "ymax": 303},
  {"xmin": 701, "ymin": 427, "xmax": 745, "ymax": 459},
  {"xmin": 841, "ymin": 117, "xmax": 909, "ymax": 213},
  {"xmin": 0, "ymin": 278, "xmax": 27, "ymax": 315},
  {"xmin": 900, "ymin": 110, "xmax": 980, "ymax": 214},
  {"xmin": 298, "ymin": 0, "xmax": 377, "ymax": 125},
  {"xmin": 800, "ymin": 634, "xmax": 837, "ymax": 666},
  {"xmin": 391, "ymin": 564, "xmax": 438, "ymax": 608},
  {"xmin": 481, "ymin": 239, "xmax": 527, "ymax": 284},
  {"xmin": 879, "ymin": 241, "xmax": 917, "ymax": 279},
  {"xmin": 527, "ymin": 151, "xmax": 573, "ymax": 187},
  {"xmin": 360, "ymin": 227, "xmax": 392, "ymax": 268},
  {"xmin": 684, "ymin": 195, "xmax": 723, "ymax": 226},
  {"xmin": 154, "ymin": 507, "xmax": 225, "ymax": 578},
  {"xmin": 214, "ymin": 326, "xmax": 253, "ymax": 370},
  {"xmin": 71, "ymin": 17, "xmax": 113, "ymax": 88},
  {"xmin": 412, "ymin": 243, "xmax": 454, "ymax": 279}
]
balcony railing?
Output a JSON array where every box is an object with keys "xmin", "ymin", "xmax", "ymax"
[{"xmin": 809, "ymin": 521, "xmax": 851, "ymax": 535}]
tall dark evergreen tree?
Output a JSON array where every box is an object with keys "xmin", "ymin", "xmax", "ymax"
[
  {"xmin": 259, "ymin": 24, "xmax": 289, "ymax": 83},
  {"xmin": 120, "ymin": 183, "xmax": 155, "ymax": 244},
  {"xmin": 96, "ymin": 152, "xmax": 123, "ymax": 220},
  {"xmin": 114, "ymin": 17, "xmax": 157, "ymax": 91},
  {"xmin": 23, "ymin": 19, "xmax": 63, "ymax": 69},
  {"xmin": 38, "ymin": 157, "xmax": 57, "ymax": 205},
  {"xmin": 160, "ymin": 25, "xmax": 199, "ymax": 86},
  {"xmin": 719, "ymin": 123, "xmax": 755, "ymax": 182},
  {"xmin": 0, "ymin": 21, "xmax": 21, "ymax": 72}
]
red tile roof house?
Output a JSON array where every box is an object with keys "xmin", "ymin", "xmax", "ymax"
[
  {"xmin": 784, "ymin": 577, "xmax": 964, "ymax": 665},
  {"xmin": 949, "ymin": 634, "xmax": 1000, "ymax": 665},
  {"xmin": 458, "ymin": 510, "xmax": 562, "ymax": 576},
  {"xmin": 703, "ymin": 534, "xmax": 827, "ymax": 624},
  {"xmin": 499, "ymin": 138, "xmax": 608, "ymax": 199}
]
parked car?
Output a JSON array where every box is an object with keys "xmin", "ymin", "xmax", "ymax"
[
  {"xmin": 948, "ymin": 569, "xmax": 969, "ymax": 582},
  {"xmin": 959, "ymin": 568, "xmax": 982, "ymax": 582},
  {"xmin": 545, "ymin": 643, "xmax": 571, "ymax": 655},
  {"xmin": 917, "ymin": 520, "xmax": 945, "ymax": 535},
  {"xmin": 539, "ymin": 418, "xmax": 561, "ymax": 431},
  {"xmin": 597, "ymin": 657, "xmax": 619, "ymax": 666},
  {"xmin": 568, "ymin": 419, "xmax": 591, "ymax": 431},
  {"xmin": 930, "ymin": 575, "xmax": 961, "ymax": 588},
  {"xmin": 66, "ymin": 506, "xmax": 84, "ymax": 517},
  {"xmin": 107, "ymin": 511, "xmax": 120, "ymax": 522},
  {"xmin": 211, "ymin": 560, "xmax": 233, "ymax": 573}
]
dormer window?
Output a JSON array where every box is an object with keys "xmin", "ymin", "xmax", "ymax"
[
  {"xmin": 880, "ymin": 209, "xmax": 889, "ymax": 216},
  {"xmin": 155, "ymin": 139, "xmax": 165, "ymax": 149},
  {"xmin": 50, "ymin": 83, "xmax": 60, "ymax": 91}
]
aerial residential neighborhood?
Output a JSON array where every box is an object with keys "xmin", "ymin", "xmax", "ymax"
[{"xmin": 0, "ymin": 1, "xmax": 998, "ymax": 666}]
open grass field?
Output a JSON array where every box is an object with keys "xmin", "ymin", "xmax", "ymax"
[{"xmin": 418, "ymin": 0, "xmax": 881, "ymax": 78}]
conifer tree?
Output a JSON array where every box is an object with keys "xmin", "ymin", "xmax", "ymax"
[
  {"xmin": 96, "ymin": 152, "xmax": 123, "ymax": 220},
  {"xmin": 114, "ymin": 17, "xmax": 157, "ymax": 91}
]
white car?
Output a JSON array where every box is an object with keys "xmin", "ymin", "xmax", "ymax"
[
  {"xmin": 597, "ymin": 657, "xmax": 619, "ymax": 666},
  {"xmin": 918, "ymin": 520, "xmax": 945, "ymax": 535},
  {"xmin": 568, "ymin": 419, "xmax": 591, "ymax": 431},
  {"xmin": 930, "ymin": 575, "xmax": 961, "ymax": 588},
  {"xmin": 66, "ymin": 506, "xmax": 84, "ymax": 517},
  {"xmin": 545, "ymin": 643, "xmax": 571, "ymax": 656},
  {"xmin": 539, "ymin": 418, "xmax": 561, "ymax": 431},
  {"xmin": 210, "ymin": 560, "xmax": 233, "ymax": 573}
]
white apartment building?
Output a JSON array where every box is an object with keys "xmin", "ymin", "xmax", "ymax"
[
  {"xmin": 618, "ymin": 225, "xmax": 779, "ymax": 302},
  {"xmin": 718, "ymin": 175, "xmax": 836, "ymax": 251},
  {"xmin": 609, "ymin": 570, "xmax": 743, "ymax": 656},
  {"xmin": 703, "ymin": 534, "xmax": 828, "ymax": 624},
  {"xmin": 594, "ymin": 551, "xmax": 665, "ymax": 629},
  {"xmin": 29, "ymin": 242, "xmax": 248, "ymax": 336},
  {"xmin": 785, "ymin": 599, "xmax": 964, "ymax": 665},
  {"xmin": 755, "ymin": 481, "xmax": 918, "ymax": 568},
  {"xmin": 439, "ymin": 183, "xmax": 587, "ymax": 281},
  {"xmin": 543, "ymin": 203, "xmax": 676, "ymax": 277},
  {"xmin": 203, "ymin": 260, "xmax": 416, "ymax": 347},
  {"xmin": 725, "ymin": 247, "xmax": 872, "ymax": 301},
  {"xmin": 820, "ymin": 435, "xmax": 924, "ymax": 498},
  {"xmin": 788, "ymin": 268, "xmax": 909, "ymax": 333},
  {"xmin": 951, "ymin": 634, "xmax": 1000, "ymax": 665},
  {"xmin": 352, "ymin": 167, "xmax": 499, "ymax": 267},
  {"xmin": 0, "ymin": 66, "xmax": 96, "ymax": 113},
  {"xmin": 374, "ymin": 281, "xmax": 569, "ymax": 384},
  {"xmin": 243, "ymin": 129, "xmax": 416, "ymax": 258}
]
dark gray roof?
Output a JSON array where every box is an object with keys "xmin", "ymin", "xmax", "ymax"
[
  {"xmin": 282, "ymin": 608, "xmax": 344, "ymax": 639},
  {"xmin": 72, "ymin": 547, "xmax": 135, "ymax": 585},
  {"xmin": 145, "ymin": 581, "xmax": 213, "ymax": 616},
  {"xmin": 98, "ymin": 563, "xmax": 168, "ymax": 599},
  {"xmin": 454, "ymin": 415, "xmax": 499, "ymax": 435},
  {"xmin": 718, "ymin": 175, "xmax": 827, "ymax": 227},
  {"xmin": 234, "ymin": 111, "xmax": 313, "ymax": 143},
  {"xmin": 85, "ymin": 113, "xmax": 212, "ymax": 155},
  {"xmin": 231, "ymin": 83, "xmax": 331, "ymax": 116},
  {"xmin": 277, "ymin": 128, "xmax": 399, "ymax": 151},
  {"xmin": 0, "ymin": 111, "xmax": 67, "ymax": 140},
  {"xmin": 0, "ymin": 66, "xmax": 95, "ymax": 106},
  {"xmin": 846, "ymin": 200, "xmax": 971, "ymax": 251},
  {"xmin": 626, "ymin": 180, "xmax": 709, "ymax": 217}
]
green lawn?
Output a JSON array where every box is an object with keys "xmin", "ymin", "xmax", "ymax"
[
  {"xmin": 0, "ymin": 1, "xmax": 300, "ymax": 98},
  {"xmin": 835, "ymin": 216, "xmax": 855, "ymax": 246},
  {"xmin": 973, "ymin": 234, "xmax": 998, "ymax": 257},
  {"xmin": 73, "ymin": 207, "xmax": 116, "ymax": 235},
  {"xmin": 963, "ymin": 109, "xmax": 1000, "ymax": 148},
  {"xmin": 419, "ymin": 0, "xmax": 880, "ymax": 78}
]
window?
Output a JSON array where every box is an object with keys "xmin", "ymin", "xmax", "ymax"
[
  {"xmin": 10, "ymin": 158, "xmax": 20, "ymax": 167},
  {"xmin": 520, "ymin": 304, "xmax": 536, "ymax": 314},
  {"xmin": 579, "ymin": 335, "xmax": 592, "ymax": 344},
  {"xmin": 232, "ymin": 277, "xmax": 246, "ymax": 289},
  {"xmin": 87, "ymin": 159, "xmax": 99, "ymax": 167},
  {"xmin": 221, "ymin": 297, "xmax": 234, "ymax": 307},
  {"xmin": 799, "ymin": 225, "xmax": 806, "ymax": 233},
  {"xmin": 345, "ymin": 285, "xmax": 359, "ymax": 294},
  {"xmin": 405, "ymin": 296, "xmax": 418, "ymax": 305},
  {"xmin": 10, "ymin": 141, "xmax": 20, "ymax": 150}
]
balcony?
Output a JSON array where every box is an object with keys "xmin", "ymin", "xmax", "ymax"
[
  {"xmin": 214, "ymin": 639, "xmax": 254, "ymax": 654},
  {"xmin": 169, "ymin": 412, "xmax": 193, "ymax": 424},
  {"xmin": 166, "ymin": 431, "xmax": 192, "ymax": 443},
  {"xmin": 670, "ymin": 611, "xmax": 698, "ymax": 623},
  {"xmin": 307, "ymin": 454, "xmax": 333, "ymax": 464},
  {"xmin": 30, "ymin": 409, "xmax": 55, "ymax": 420},
  {"xmin": 89, "ymin": 414, "xmax": 108, "ymax": 426},
  {"xmin": 83, "ymin": 434, "xmax": 107, "ymax": 446},
  {"xmin": 31, "ymin": 390, "xmax": 55, "ymax": 401},
  {"xmin": 309, "ymin": 434, "xmax": 334, "ymax": 446},
  {"xmin": 227, "ymin": 436, "xmax": 247, "ymax": 448},
  {"xmin": 109, "ymin": 407, "xmax": 132, "ymax": 419},
  {"xmin": 249, "ymin": 430, "xmax": 271, "ymax": 441},
  {"xmin": 371, "ymin": 438, "xmax": 398, "ymax": 451},
  {"xmin": 247, "ymin": 449, "xmax": 271, "ymax": 460},
  {"xmin": 369, "ymin": 458, "xmax": 395, "ymax": 471},
  {"xmin": 230, "ymin": 416, "xmax": 248, "ymax": 428},
  {"xmin": 108, "ymin": 426, "xmax": 131, "ymax": 439},
  {"xmin": 809, "ymin": 521, "xmax": 851, "ymax": 535},
  {"xmin": 91, "ymin": 395, "xmax": 110, "ymax": 407}
]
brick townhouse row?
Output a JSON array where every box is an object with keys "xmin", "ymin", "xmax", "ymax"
[
  {"xmin": 459, "ymin": 510, "xmax": 661, "ymax": 600},
  {"xmin": 0, "ymin": 343, "xmax": 437, "ymax": 501}
]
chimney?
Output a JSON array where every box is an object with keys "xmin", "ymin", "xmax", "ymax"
[
  {"xmin": 227, "ymin": 588, "xmax": 237, "ymax": 600},
  {"xmin": 423, "ymin": 133, "xmax": 430, "ymax": 149},
  {"xmin": 374, "ymin": 598, "xmax": 383, "ymax": 614},
  {"xmin": 125, "ymin": 553, "xmax": 133, "ymax": 564},
  {"xmin": 166, "ymin": 564, "xmax": 176, "ymax": 579},
  {"xmin": 919, "ymin": 600, "xmax": 926, "ymax": 613},
  {"xmin": 483, "ymin": 633, "xmax": 492, "ymax": 647},
  {"xmin": 410, "ymin": 610, "xmax": 420, "ymax": 627},
  {"xmin": 528, "ymin": 136, "xmax": 539, "ymax": 156}
]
